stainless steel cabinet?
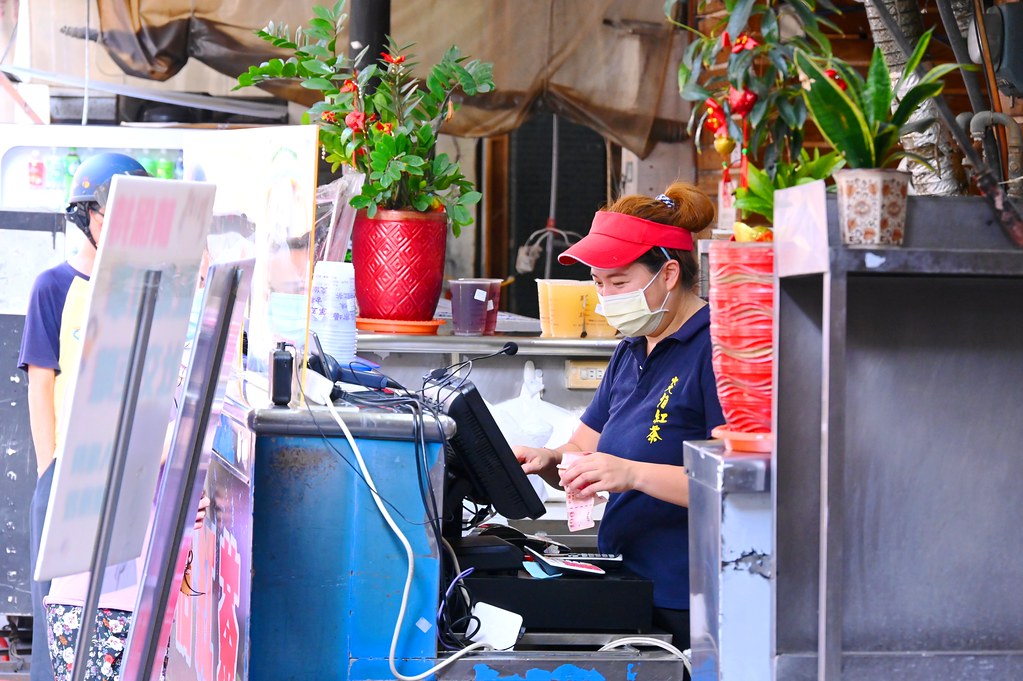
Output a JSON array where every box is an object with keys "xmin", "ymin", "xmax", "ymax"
[{"xmin": 773, "ymin": 194, "xmax": 1023, "ymax": 680}]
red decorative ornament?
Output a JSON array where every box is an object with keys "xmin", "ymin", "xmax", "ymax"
[
  {"xmin": 704, "ymin": 98, "xmax": 727, "ymax": 133},
  {"xmin": 824, "ymin": 68, "xmax": 848, "ymax": 91},
  {"xmin": 727, "ymin": 86, "xmax": 758, "ymax": 117},
  {"xmin": 731, "ymin": 34, "xmax": 760, "ymax": 53}
]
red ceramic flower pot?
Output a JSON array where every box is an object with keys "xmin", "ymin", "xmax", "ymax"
[{"xmin": 351, "ymin": 208, "xmax": 448, "ymax": 322}]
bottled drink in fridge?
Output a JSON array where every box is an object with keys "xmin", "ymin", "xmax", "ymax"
[
  {"xmin": 27, "ymin": 150, "xmax": 44, "ymax": 188},
  {"xmin": 63, "ymin": 148, "xmax": 81, "ymax": 203}
]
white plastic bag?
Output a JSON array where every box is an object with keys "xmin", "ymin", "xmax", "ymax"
[{"xmin": 488, "ymin": 362, "xmax": 582, "ymax": 502}]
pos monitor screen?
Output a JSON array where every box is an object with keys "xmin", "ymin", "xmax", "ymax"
[{"xmin": 434, "ymin": 379, "xmax": 546, "ymax": 537}]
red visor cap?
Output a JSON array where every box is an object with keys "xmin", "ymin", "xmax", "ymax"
[{"xmin": 558, "ymin": 211, "xmax": 694, "ymax": 268}]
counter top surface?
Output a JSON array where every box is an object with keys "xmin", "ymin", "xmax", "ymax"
[{"xmin": 357, "ymin": 333, "xmax": 620, "ymax": 357}]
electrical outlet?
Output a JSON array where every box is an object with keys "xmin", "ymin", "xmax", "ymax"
[{"xmin": 565, "ymin": 360, "xmax": 607, "ymax": 390}]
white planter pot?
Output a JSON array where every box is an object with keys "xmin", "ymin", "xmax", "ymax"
[{"xmin": 834, "ymin": 168, "xmax": 911, "ymax": 246}]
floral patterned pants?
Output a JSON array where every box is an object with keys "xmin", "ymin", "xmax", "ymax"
[{"xmin": 45, "ymin": 604, "xmax": 132, "ymax": 680}]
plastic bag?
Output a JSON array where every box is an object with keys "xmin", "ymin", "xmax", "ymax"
[{"xmin": 488, "ymin": 362, "xmax": 582, "ymax": 502}]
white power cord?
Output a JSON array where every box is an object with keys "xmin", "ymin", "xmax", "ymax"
[
  {"xmin": 323, "ymin": 397, "xmax": 489, "ymax": 680},
  {"xmin": 599, "ymin": 637, "xmax": 692, "ymax": 674}
]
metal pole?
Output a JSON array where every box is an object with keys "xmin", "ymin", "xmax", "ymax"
[
  {"xmin": 70, "ymin": 269, "xmax": 162, "ymax": 681},
  {"xmin": 120, "ymin": 266, "xmax": 242, "ymax": 681},
  {"xmin": 864, "ymin": 0, "xmax": 1023, "ymax": 247},
  {"xmin": 932, "ymin": 0, "xmax": 1004, "ymax": 181},
  {"xmin": 349, "ymin": 0, "xmax": 390, "ymax": 71}
]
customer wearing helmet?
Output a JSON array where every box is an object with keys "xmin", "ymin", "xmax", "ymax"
[
  {"xmin": 18, "ymin": 152, "xmax": 147, "ymax": 681},
  {"xmin": 514, "ymin": 182, "xmax": 725, "ymax": 665}
]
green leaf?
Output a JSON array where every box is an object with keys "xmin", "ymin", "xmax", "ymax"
[
  {"xmin": 301, "ymin": 59, "xmax": 333, "ymax": 76},
  {"xmin": 726, "ymin": 0, "xmax": 756, "ymax": 39},
  {"xmin": 312, "ymin": 5, "xmax": 333, "ymax": 22},
  {"xmin": 747, "ymin": 163, "xmax": 774, "ymax": 199},
  {"xmin": 301, "ymin": 78, "xmax": 336, "ymax": 91},
  {"xmin": 302, "ymin": 44, "xmax": 332, "ymax": 59},
  {"xmin": 891, "ymin": 82, "xmax": 942, "ymax": 130},
  {"xmin": 896, "ymin": 27, "xmax": 934, "ymax": 93},
  {"xmin": 795, "ymin": 49, "xmax": 875, "ymax": 168},
  {"xmin": 863, "ymin": 48, "xmax": 892, "ymax": 129}
]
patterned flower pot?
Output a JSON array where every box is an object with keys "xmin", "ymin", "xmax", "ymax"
[
  {"xmin": 834, "ymin": 168, "xmax": 911, "ymax": 246},
  {"xmin": 351, "ymin": 209, "xmax": 447, "ymax": 321}
]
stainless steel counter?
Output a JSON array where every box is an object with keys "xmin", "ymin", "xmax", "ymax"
[
  {"xmin": 358, "ymin": 333, "xmax": 620, "ymax": 410},
  {"xmin": 357, "ymin": 333, "xmax": 620, "ymax": 357}
]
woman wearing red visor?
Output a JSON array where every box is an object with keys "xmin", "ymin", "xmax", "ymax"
[{"xmin": 515, "ymin": 181, "xmax": 725, "ymax": 655}]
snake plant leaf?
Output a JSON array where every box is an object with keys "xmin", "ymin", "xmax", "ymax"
[
  {"xmin": 795, "ymin": 49, "xmax": 875, "ymax": 168},
  {"xmin": 896, "ymin": 27, "xmax": 935, "ymax": 93},
  {"xmin": 891, "ymin": 81, "xmax": 943, "ymax": 130},
  {"xmin": 863, "ymin": 48, "xmax": 892, "ymax": 130}
]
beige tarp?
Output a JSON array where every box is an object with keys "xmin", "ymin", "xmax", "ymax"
[{"xmin": 96, "ymin": 0, "xmax": 686, "ymax": 156}]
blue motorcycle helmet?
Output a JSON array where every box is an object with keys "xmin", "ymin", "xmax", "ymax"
[{"xmin": 65, "ymin": 152, "xmax": 149, "ymax": 248}]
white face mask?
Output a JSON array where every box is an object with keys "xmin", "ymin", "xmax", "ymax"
[{"xmin": 595, "ymin": 264, "xmax": 670, "ymax": 337}]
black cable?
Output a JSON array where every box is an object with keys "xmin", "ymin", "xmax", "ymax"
[{"xmin": 296, "ymin": 371, "xmax": 439, "ymax": 528}]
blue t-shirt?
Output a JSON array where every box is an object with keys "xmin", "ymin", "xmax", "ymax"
[
  {"xmin": 581, "ymin": 304, "xmax": 724, "ymax": 609},
  {"xmin": 18, "ymin": 261, "xmax": 89, "ymax": 374}
]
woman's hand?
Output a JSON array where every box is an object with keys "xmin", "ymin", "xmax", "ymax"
[
  {"xmin": 513, "ymin": 445, "xmax": 558, "ymax": 475},
  {"xmin": 559, "ymin": 451, "xmax": 636, "ymax": 498},
  {"xmin": 513, "ymin": 445, "xmax": 564, "ymax": 489}
]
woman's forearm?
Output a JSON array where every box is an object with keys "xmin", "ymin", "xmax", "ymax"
[{"xmin": 631, "ymin": 461, "xmax": 690, "ymax": 507}]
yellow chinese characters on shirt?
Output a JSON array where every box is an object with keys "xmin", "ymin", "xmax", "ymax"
[{"xmin": 648, "ymin": 376, "xmax": 679, "ymax": 443}]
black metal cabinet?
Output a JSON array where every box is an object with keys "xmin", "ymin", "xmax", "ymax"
[{"xmin": 772, "ymin": 194, "xmax": 1023, "ymax": 681}]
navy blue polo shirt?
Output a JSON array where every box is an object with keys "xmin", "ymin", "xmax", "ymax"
[{"xmin": 581, "ymin": 304, "xmax": 724, "ymax": 609}]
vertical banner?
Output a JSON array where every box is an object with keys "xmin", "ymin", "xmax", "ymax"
[{"xmin": 36, "ymin": 176, "xmax": 216, "ymax": 580}]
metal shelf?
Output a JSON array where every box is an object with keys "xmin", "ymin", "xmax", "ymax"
[{"xmin": 356, "ymin": 333, "xmax": 619, "ymax": 357}]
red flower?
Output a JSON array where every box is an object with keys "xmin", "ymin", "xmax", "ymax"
[
  {"xmin": 381, "ymin": 52, "xmax": 406, "ymax": 65},
  {"xmin": 704, "ymin": 98, "xmax": 726, "ymax": 133},
  {"xmin": 345, "ymin": 111, "xmax": 366, "ymax": 133},
  {"xmin": 339, "ymin": 79, "xmax": 357, "ymax": 93},
  {"xmin": 721, "ymin": 32, "xmax": 731, "ymax": 51},
  {"xmin": 320, "ymin": 111, "xmax": 337, "ymax": 124},
  {"xmin": 824, "ymin": 68, "xmax": 847, "ymax": 91},
  {"xmin": 727, "ymin": 85, "xmax": 758, "ymax": 117},
  {"xmin": 731, "ymin": 34, "xmax": 760, "ymax": 53},
  {"xmin": 375, "ymin": 121, "xmax": 394, "ymax": 134},
  {"xmin": 104, "ymin": 654, "xmax": 114, "ymax": 664}
]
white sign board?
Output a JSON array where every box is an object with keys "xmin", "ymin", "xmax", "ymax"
[
  {"xmin": 36, "ymin": 176, "xmax": 216, "ymax": 581},
  {"xmin": 774, "ymin": 179, "xmax": 830, "ymax": 277}
]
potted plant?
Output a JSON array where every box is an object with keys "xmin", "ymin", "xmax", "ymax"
[
  {"xmin": 672, "ymin": 0, "xmax": 838, "ymax": 183},
  {"xmin": 237, "ymin": 0, "xmax": 494, "ymax": 323},
  {"xmin": 793, "ymin": 28, "xmax": 960, "ymax": 246},
  {"xmin": 733, "ymin": 148, "xmax": 845, "ymax": 227}
]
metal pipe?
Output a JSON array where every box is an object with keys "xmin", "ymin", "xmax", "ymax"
[
  {"xmin": 970, "ymin": 112, "xmax": 1023, "ymax": 197},
  {"xmin": 865, "ymin": 0, "xmax": 1023, "ymax": 247}
]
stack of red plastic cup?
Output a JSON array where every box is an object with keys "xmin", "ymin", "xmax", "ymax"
[{"xmin": 707, "ymin": 241, "xmax": 775, "ymax": 439}]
